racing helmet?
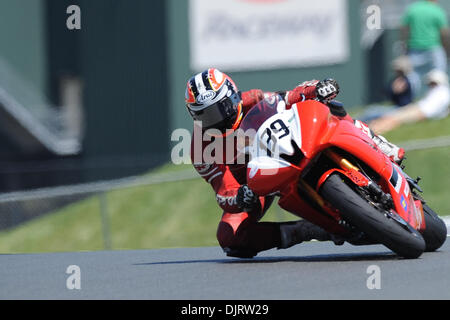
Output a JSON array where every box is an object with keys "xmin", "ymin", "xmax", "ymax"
[{"xmin": 185, "ymin": 68, "xmax": 243, "ymax": 136}]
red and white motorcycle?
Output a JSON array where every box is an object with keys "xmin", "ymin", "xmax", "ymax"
[{"xmin": 238, "ymin": 95, "xmax": 447, "ymax": 259}]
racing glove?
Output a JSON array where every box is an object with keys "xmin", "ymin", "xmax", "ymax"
[
  {"xmin": 316, "ymin": 79, "xmax": 340, "ymax": 102},
  {"xmin": 236, "ymin": 185, "xmax": 259, "ymax": 212}
]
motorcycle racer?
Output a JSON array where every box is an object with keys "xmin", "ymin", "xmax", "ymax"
[{"xmin": 185, "ymin": 68, "xmax": 404, "ymax": 258}]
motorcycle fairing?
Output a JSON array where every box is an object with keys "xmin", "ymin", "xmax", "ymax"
[{"xmin": 294, "ymin": 101, "xmax": 425, "ymax": 231}]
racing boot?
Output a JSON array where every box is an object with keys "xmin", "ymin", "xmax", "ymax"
[
  {"xmin": 354, "ymin": 120, "xmax": 405, "ymax": 164},
  {"xmin": 372, "ymin": 134, "xmax": 405, "ymax": 164},
  {"xmin": 278, "ymin": 220, "xmax": 344, "ymax": 249}
]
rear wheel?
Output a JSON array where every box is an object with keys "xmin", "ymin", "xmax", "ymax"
[
  {"xmin": 320, "ymin": 174, "xmax": 425, "ymax": 259},
  {"xmin": 421, "ymin": 204, "xmax": 447, "ymax": 252}
]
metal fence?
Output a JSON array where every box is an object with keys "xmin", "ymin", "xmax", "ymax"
[{"xmin": 0, "ymin": 168, "xmax": 199, "ymax": 228}]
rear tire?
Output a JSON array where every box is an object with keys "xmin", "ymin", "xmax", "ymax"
[
  {"xmin": 421, "ymin": 204, "xmax": 447, "ymax": 252},
  {"xmin": 320, "ymin": 174, "xmax": 425, "ymax": 259}
]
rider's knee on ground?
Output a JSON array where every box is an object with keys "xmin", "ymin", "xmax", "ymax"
[
  {"xmin": 216, "ymin": 218, "xmax": 252, "ymax": 250},
  {"xmin": 217, "ymin": 220, "xmax": 258, "ymax": 258},
  {"xmin": 217, "ymin": 215, "xmax": 285, "ymax": 258}
]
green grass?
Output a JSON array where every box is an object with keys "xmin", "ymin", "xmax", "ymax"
[
  {"xmin": 0, "ymin": 163, "xmax": 293, "ymax": 254},
  {"xmin": 385, "ymin": 117, "xmax": 450, "ymax": 215},
  {"xmin": 380, "ymin": 114, "xmax": 450, "ymax": 141},
  {"xmin": 376, "ymin": 116, "xmax": 450, "ymax": 214},
  {"xmin": 0, "ymin": 164, "xmax": 221, "ymax": 253},
  {"xmin": 400, "ymin": 147, "xmax": 450, "ymax": 213},
  {"xmin": 0, "ymin": 116, "xmax": 448, "ymax": 254},
  {"xmin": 351, "ymin": 113, "xmax": 450, "ymax": 215}
]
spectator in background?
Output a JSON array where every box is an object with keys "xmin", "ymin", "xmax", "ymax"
[
  {"xmin": 358, "ymin": 56, "xmax": 419, "ymax": 123},
  {"xmin": 388, "ymin": 56, "xmax": 419, "ymax": 107},
  {"xmin": 401, "ymin": 0, "xmax": 450, "ymax": 95},
  {"xmin": 369, "ymin": 69, "xmax": 450, "ymax": 134}
]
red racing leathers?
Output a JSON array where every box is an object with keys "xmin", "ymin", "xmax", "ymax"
[
  {"xmin": 190, "ymin": 81, "xmax": 352, "ymax": 257},
  {"xmin": 191, "ymin": 81, "xmax": 325, "ymax": 210}
]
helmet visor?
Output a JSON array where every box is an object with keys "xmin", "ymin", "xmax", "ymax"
[{"xmin": 188, "ymin": 92, "xmax": 241, "ymax": 129}]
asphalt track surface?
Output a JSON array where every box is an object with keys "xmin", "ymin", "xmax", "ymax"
[{"xmin": 1, "ymin": 233, "xmax": 450, "ymax": 300}]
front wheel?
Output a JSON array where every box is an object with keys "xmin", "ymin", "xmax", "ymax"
[{"xmin": 320, "ymin": 174, "xmax": 426, "ymax": 259}]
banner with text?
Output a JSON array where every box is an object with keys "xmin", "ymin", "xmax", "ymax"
[{"xmin": 189, "ymin": 0, "xmax": 350, "ymax": 71}]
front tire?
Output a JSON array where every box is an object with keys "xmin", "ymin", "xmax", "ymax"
[
  {"xmin": 421, "ymin": 204, "xmax": 447, "ymax": 252},
  {"xmin": 320, "ymin": 174, "xmax": 425, "ymax": 259}
]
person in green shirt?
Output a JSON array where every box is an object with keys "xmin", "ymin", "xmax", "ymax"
[{"xmin": 401, "ymin": 0, "xmax": 450, "ymax": 95}]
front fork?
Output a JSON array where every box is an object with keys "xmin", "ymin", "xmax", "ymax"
[
  {"xmin": 298, "ymin": 150, "xmax": 393, "ymax": 220},
  {"xmin": 299, "ymin": 149, "xmax": 426, "ymax": 234}
]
